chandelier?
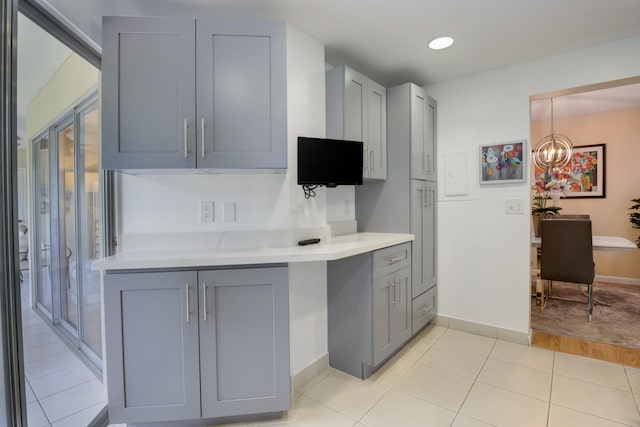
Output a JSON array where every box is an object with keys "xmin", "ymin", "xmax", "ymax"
[{"xmin": 532, "ymin": 98, "xmax": 573, "ymax": 171}]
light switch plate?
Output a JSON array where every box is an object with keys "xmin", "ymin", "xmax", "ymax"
[
  {"xmin": 505, "ymin": 199, "xmax": 524, "ymax": 214},
  {"xmin": 200, "ymin": 201, "xmax": 214, "ymax": 222}
]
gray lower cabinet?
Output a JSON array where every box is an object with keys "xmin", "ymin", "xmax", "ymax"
[
  {"xmin": 104, "ymin": 266, "xmax": 290, "ymax": 424},
  {"xmin": 328, "ymin": 243, "xmax": 411, "ymax": 379},
  {"xmin": 101, "ymin": 16, "xmax": 287, "ymax": 170}
]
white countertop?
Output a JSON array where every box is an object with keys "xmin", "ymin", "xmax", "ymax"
[{"xmin": 93, "ymin": 232, "xmax": 415, "ymax": 271}]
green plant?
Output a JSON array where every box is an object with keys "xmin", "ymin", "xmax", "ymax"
[
  {"xmin": 531, "ymin": 179, "xmax": 566, "ymax": 215},
  {"xmin": 629, "ymin": 198, "xmax": 640, "ymax": 248}
]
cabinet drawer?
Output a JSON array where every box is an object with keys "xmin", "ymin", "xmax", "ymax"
[
  {"xmin": 412, "ymin": 286, "xmax": 437, "ymax": 334},
  {"xmin": 373, "ymin": 243, "xmax": 411, "ymax": 279}
]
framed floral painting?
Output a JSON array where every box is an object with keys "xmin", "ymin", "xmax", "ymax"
[
  {"xmin": 479, "ymin": 139, "xmax": 527, "ymax": 184},
  {"xmin": 533, "ymin": 143, "xmax": 606, "ymax": 198}
]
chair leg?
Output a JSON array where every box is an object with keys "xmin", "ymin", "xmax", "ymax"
[{"xmin": 587, "ymin": 282, "xmax": 593, "ymax": 322}]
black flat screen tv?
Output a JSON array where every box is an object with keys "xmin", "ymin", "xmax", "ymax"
[{"xmin": 297, "ymin": 137, "xmax": 363, "ymax": 187}]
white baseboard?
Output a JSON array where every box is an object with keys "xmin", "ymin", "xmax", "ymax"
[
  {"xmin": 435, "ymin": 315, "xmax": 529, "ymax": 346},
  {"xmin": 291, "ymin": 352, "xmax": 329, "ymax": 394},
  {"xmin": 594, "ymin": 275, "xmax": 640, "ymax": 286}
]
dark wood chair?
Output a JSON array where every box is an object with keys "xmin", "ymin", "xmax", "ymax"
[{"xmin": 540, "ymin": 218, "xmax": 596, "ymax": 321}]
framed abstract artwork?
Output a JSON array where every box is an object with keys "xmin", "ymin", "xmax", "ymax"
[
  {"xmin": 533, "ymin": 143, "xmax": 605, "ymax": 198},
  {"xmin": 479, "ymin": 140, "xmax": 527, "ymax": 184}
]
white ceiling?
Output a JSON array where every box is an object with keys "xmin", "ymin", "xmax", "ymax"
[
  {"xmin": 18, "ymin": 0, "xmax": 640, "ymax": 140},
  {"xmin": 45, "ymin": 0, "xmax": 640, "ymax": 87}
]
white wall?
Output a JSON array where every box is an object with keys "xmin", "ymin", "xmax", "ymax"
[{"xmin": 428, "ymin": 35, "xmax": 640, "ymax": 334}]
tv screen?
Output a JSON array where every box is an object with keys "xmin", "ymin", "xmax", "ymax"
[{"xmin": 297, "ymin": 137, "xmax": 363, "ymax": 187}]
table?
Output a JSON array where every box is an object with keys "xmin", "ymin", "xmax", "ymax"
[{"xmin": 531, "ymin": 235, "xmax": 636, "ymax": 251}]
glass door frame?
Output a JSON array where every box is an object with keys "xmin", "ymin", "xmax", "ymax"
[
  {"xmin": 72, "ymin": 96, "xmax": 102, "ymax": 369},
  {"xmin": 53, "ymin": 112, "xmax": 77, "ymax": 338},
  {"xmin": 2, "ymin": 1, "xmax": 103, "ymax": 425}
]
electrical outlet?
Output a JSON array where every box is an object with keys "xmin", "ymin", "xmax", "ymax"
[{"xmin": 200, "ymin": 201, "xmax": 214, "ymax": 223}]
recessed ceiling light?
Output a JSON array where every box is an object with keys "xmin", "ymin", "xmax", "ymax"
[{"xmin": 429, "ymin": 36, "xmax": 454, "ymax": 50}]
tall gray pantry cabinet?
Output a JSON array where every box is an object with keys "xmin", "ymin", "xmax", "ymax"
[
  {"xmin": 104, "ymin": 267, "xmax": 290, "ymax": 424},
  {"xmin": 101, "ymin": 16, "xmax": 287, "ymax": 170},
  {"xmin": 356, "ymin": 83, "xmax": 437, "ymax": 334}
]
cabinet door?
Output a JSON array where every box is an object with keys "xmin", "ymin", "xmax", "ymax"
[
  {"xmin": 367, "ymin": 80, "xmax": 387, "ymax": 180},
  {"xmin": 343, "ymin": 67, "xmax": 369, "ymax": 177},
  {"xmin": 423, "ymin": 181, "xmax": 437, "ymax": 289},
  {"xmin": 411, "ymin": 180, "xmax": 437, "ymax": 297},
  {"xmin": 196, "ymin": 20, "xmax": 287, "ymax": 169},
  {"xmin": 372, "ymin": 273, "xmax": 394, "ymax": 366},
  {"xmin": 392, "ymin": 266, "xmax": 412, "ymax": 346},
  {"xmin": 199, "ymin": 267, "xmax": 290, "ymax": 418},
  {"xmin": 410, "ymin": 180, "xmax": 426, "ymax": 297},
  {"xmin": 104, "ymin": 271, "xmax": 200, "ymax": 423},
  {"xmin": 410, "ymin": 84, "xmax": 430, "ymax": 180},
  {"xmin": 102, "ymin": 17, "xmax": 196, "ymax": 169}
]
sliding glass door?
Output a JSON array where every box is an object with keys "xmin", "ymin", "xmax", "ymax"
[{"xmin": 31, "ymin": 94, "xmax": 102, "ymax": 368}]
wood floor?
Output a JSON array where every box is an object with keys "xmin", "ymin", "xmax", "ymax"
[{"xmin": 531, "ymin": 329, "xmax": 640, "ymax": 368}]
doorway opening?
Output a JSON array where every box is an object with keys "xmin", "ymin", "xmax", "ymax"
[{"xmin": 529, "ymin": 77, "xmax": 640, "ymax": 365}]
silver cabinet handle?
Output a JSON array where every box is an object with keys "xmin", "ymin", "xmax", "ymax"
[
  {"xmin": 183, "ymin": 118, "xmax": 188, "ymax": 158},
  {"xmin": 422, "ymin": 187, "xmax": 428, "ymax": 208},
  {"xmin": 201, "ymin": 118, "xmax": 205, "ymax": 159},
  {"xmin": 202, "ymin": 282, "xmax": 208, "ymax": 321},
  {"xmin": 396, "ymin": 280, "xmax": 401, "ymax": 306},
  {"xmin": 363, "ymin": 148, "xmax": 369, "ymax": 176},
  {"xmin": 370, "ymin": 150, "xmax": 374, "ymax": 174},
  {"xmin": 432, "ymin": 188, "xmax": 436, "ymax": 208},
  {"xmin": 426, "ymin": 152, "xmax": 431, "ymax": 173},
  {"xmin": 185, "ymin": 283, "xmax": 191, "ymax": 322},
  {"xmin": 390, "ymin": 282, "xmax": 396, "ymax": 307},
  {"xmin": 388, "ymin": 255, "xmax": 405, "ymax": 264}
]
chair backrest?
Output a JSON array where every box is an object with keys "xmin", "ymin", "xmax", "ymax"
[
  {"xmin": 555, "ymin": 214, "xmax": 590, "ymax": 219},
  {"xmin": 540, "ymin": 219, "xmax": 595, "ymax": 284}
]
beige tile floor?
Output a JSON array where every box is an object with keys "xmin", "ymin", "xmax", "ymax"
[
  {"xmin": 21, "ymin": 272, "xmax": 107, "ymax": 427},
  {"xmin": 187, "ymin": 325, "xmax": 640, "ymax": 427}
]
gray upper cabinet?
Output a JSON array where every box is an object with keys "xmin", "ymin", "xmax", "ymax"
[
  {"xmin": 102, "ymin": 17, "xmax": 196, "ymax": 169},
  {"xmin": 102, "ymin": 16, "xmax": 287, "ymax": 170},
  {"xmin": 104, "ymin": 266, "xmax": 290, "ymax": 424},
  {"xmin": 410, "ymin": 84, "xmax": 437, "ymax": 181},
  {"xmin": 326, "ymin": 65, "xmax": 387, "ymax": 180}
]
